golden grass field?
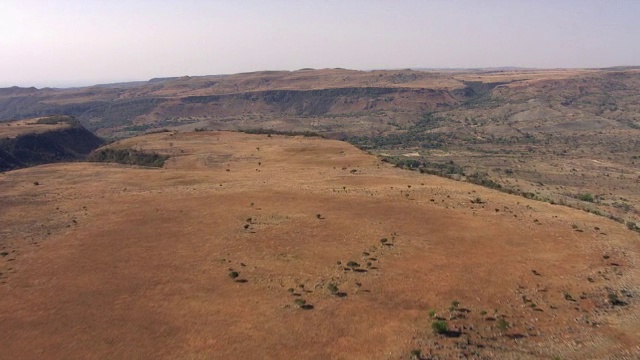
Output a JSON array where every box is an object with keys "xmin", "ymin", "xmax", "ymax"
[{"xmin": 1, "ymin": 131, "xmax": 639, "ymax": 359}]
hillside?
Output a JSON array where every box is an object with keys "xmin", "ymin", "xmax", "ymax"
[
  {"xmin": 0, "ymin": 69, "xmax": 467, "ymax": 138},
  {"xmin": 1, "ymin": 67, "xmax": 639, "ymax": 234},
  {"xmin": 0, "ymin": 116, "xmax": 104, "ymax": 171},
  {"xmin": 1, "ymin": 131, "xmax": 639, "ymax": 359},
  {"xmin": 1, "ymin": 68, "xmax": 637, "ymax": 139}
]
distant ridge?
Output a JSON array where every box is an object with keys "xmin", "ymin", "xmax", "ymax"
[{"xmin": 412, "ymin": 66, "xmax": 536, "ymax": 72}]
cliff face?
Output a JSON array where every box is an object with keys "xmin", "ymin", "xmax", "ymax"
[
  {"xmin": 0, "ymin": 124, "xmax": 104, "ymax": 172},
  {"xmin": 1, "ymin": 68, "xmax": 639, "ymax": 139},
  {"xmin": 0, "ymin": 86, "xmax": 458, "ymax": 136},
  {"xmin": 0, "ymin": 69, "xmax": 469, "ymax": 137}
]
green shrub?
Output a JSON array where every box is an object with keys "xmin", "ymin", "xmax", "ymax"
[
  {"xmin": 327, "ymin": 283, "xmax": 339, "ymax": 294},
  {"xmin": 88, "ymin": 148, "xmax": 168, "ymax": 167},
  {"xmin": 346, "ymin": 261, "xmax": 360, "ymax": 268},
  {"xmin": 497, "ymin": 318, "xmax": 510, "ymax": 331},
  {"xmin": 608, "ymin": 292, "xmax": 626, "ymax": 306},
  {"xmin": 410, "ymin": 349, "xmax": 421, "ymax": 359},
  {"xmin": 431, "ymin": 320, "xmax": 448, "ymax": 334},
  {"xmin": 577, "ymin": 193, "xmax": 594, "ymax": 202}
]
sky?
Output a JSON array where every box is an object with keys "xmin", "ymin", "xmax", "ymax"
[{"xmin": 1, "ymin": 0, "xmax": 639, "ymax": 88}]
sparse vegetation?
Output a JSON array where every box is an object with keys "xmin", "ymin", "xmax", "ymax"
[
  {"xmin": 608, "ymin": 292, "xmax": 626, "ymax": 306},
  {"xmin": 35, "ymin": 115, "xmax": 78, "ymax": 125},
  {"xmin": 497, "ymin": 318, "xmax": 510, "ymax": 331},
  {"xmin": 238, "ymin": 128, "xmax": 324, "ymax": 138},
  {"xmin": 577, "ymin": 193, "xmax": 595, "ymax": 202},
  {"xmin": 626, "ymin": 221, "xmax": 639, "ymax": 232},
  {"xmin": 431, "ymin": 320, "xmax": 448, "ymax": 335},
  {"xmin": 88, "ymin": 148, "xmax": 168, "ymax": 167},
  {"xmin": 327, "ymin": 283, "xmax": 339, "ymax": 295},
  {"xmin": 4, "ymin": 68, "xmax": 640, "ymax": 358}
]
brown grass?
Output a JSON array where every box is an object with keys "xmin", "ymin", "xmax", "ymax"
[
  {"xmin": 0, "ymin": 131, "xmax": 639, "ymax": 359},
  {"xmin": 0, "ymin": 118, "xmax": 70, "ymax": 139}
]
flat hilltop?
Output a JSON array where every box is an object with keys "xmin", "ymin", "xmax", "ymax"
[
  {"xmin": 1, "ymin": 131, "xmax": 639, "ymax": 359},
  {"xmin": 0, "ymin": 116, "xmax": 103, "ymax": 172},
  {"xmin": 0, "ymin": 116, "xmax": 74, "ymax": 139}
]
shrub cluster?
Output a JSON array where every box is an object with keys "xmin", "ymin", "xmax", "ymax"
[{"xmin": 88, "ymin": 148, "xmax": 168, "ymax": 167}]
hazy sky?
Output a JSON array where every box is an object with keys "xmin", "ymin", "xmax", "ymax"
[{"xmin": 1, "ymin": 0, "xmax": 639, "ymax": 88}]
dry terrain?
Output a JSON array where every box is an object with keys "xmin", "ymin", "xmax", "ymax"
[
  {"xmin": 2, "ymin": 68, "xmax": 639, "ymax": 228},
  {"xmin": 1, "ymin": 131, "xmax": 639, "ymax": 359},
  {"xmin": 0, "ymin": 117, "xmax": 71, "ymax": 138},
  {"xmin": 0, "ymin": 116, "xmax": 103, "ymax": 172}
]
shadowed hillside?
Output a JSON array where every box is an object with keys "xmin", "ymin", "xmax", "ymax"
[{"xmin": 0, "ymin": 116, "xmax": 103, "ymax": 171}]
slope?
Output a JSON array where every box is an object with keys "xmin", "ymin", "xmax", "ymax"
[
  {"xmin": 0, "ymin": 131, "xmax": 639, "ymax": 359},
  {"xmin": 0, "ymin": 116, "xmax": 104, "ymax": 172}
]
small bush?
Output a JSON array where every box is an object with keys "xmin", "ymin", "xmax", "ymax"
[
  {"xmin": 328, "ymin": 283, "xmax": 339, "ymax": 295},
  {"xmin": 577, "ymin": 193, "xmax": 594, "ymax": 202},
  {"xmin": 608, "ymin": 292, "xmax": 626, "ymax": 306},
  {"xmin": 410, "ymin": 349, "xmax": 421, "ymax": 359},
  {"xmin": 346, "ymin": 261, "xmax": 360, "ymax": 268},
  {"xmin": 228, "ymin": 271, "xmax": 239, "ymax": 279},
  {"xmin": 497, "ymin": 318, "xmax": 510, "ymax": 331},
  {"xmin": 431, "ymin": 320, "xmax": 448, "ymax": 334}
]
